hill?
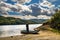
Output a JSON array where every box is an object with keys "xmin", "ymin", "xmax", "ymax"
[
  {"xmin": 0, "ymin": 16, "xmax": 48, "ymax": 25},
  {"xmin": 0, "ymin": 16, "xmax": 35, "ymax": 25}
]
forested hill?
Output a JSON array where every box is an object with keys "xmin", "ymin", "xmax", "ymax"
[
  {"xmin": 0, "ymin": 16, "xmax": 48, "ymax": 25},
  {"xmin": 0, "ymin": 16, "xmax": 36, "ymax": 25}
]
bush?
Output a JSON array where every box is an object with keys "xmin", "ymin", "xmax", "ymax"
[{"xmin": 49, "ymin": 11, "xmax": 60, "ymax": 30}]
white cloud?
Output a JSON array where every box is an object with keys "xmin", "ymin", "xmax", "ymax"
[
  {"xmin": 22, "ymin": 15, "xmax": 51, "ymax": 20},
  {"xmin": 21, "ymin": 15, "xmax": 37, "ymax": 20},
  {"xmin": 0, "ymin": 2, "xmax": 11, "ymax": 15},
  {"xmin": 15, "ymin": 3, "xmax": 32, "ymax": 13},
  {"xmin": 0, "ymin": 1, "xmax": 32, "ymax": 15},
  {"xmin": 2, "ymin": 15, "xmax": 51, "ymax": 20},
  {"xmin": 0, "ymin": 0, "xmax": 56, "ymax": 20},
  {"xmin": 12, "ymin": 0, "xmax": 31, "ymax": 4},
  {"xmin": 1, "ymin": 7, "xmax": 11, "ymax": 12},
  {"xmin": 37, "ymin": 15, "xmax": 51, "ymax": 19},
  {"xmin": 27, "ymin": 0, "xmax": 55, "ymax": 16},
  {"xmin": 40, "ymin": 0, "xmax": 55, "ymax": 8},
  {"xmin": 39, "ymin": 0, "xmax": 55, "ymax": 14},
  {"xmin": 0, "ymin": 8, "xmax": 8, "ymax": 15}
]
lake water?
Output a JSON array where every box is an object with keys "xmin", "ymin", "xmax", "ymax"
[{"xmin": 0, "ymin": 24, "xmax": 42, "ymax": 37}]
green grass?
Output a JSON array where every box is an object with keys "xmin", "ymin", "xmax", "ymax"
[{"xmin": 49, "ymin": 28, "xmax": 60, "ymax": 34}]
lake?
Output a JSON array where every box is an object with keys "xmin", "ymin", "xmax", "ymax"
[{"xmin": 0, "ymin": 24, "xmax": 42, "ymax": 37}]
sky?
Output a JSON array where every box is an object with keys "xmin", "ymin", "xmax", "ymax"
[
  {"xmin": 5, "ymin": 0, "xmax": 60, "ymax": 6},
  {"xmin": 0, "ymin": 0, "xmax": 60, "ymax": 20}
]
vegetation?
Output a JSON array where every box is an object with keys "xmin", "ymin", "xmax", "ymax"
[
  {"xmin": 44, "ymin": 10, "xmax": 60, "ymax": 33},
  {"xmin": 0, "ymin": 16, "xmax": 48, "ymax": 25},
  {"xmin": 0, "ymin": 16, "xmax": 37, "ymax": 25},
  {"xmin": 50, "ymin": 11, "xmax": 60, "ymax": 30}
]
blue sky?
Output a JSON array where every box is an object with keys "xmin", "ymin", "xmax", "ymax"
[
  {"xmin": 6, "ymin": 0, "xmax": 40, "ymax": 5},
  {"xmin": 6, "ymin": 0, "xmax": 16, "ymax": 4},
  {"xmin": 5, "ymin": 0, "xmax": 60, "ymax": 6}
]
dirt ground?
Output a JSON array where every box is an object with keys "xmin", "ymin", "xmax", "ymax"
[{"xmin": 0, "ymin": 30, "xmax": 60, "ymax": 40}]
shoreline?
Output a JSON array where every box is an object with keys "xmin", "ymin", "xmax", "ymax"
[
  {"xmin": 0, "ymin": 31, "xmax": 60, "ymax": 40},
  {"xmin": 0, "ymin": 34, "xmax": 23, "ymax": 38}
]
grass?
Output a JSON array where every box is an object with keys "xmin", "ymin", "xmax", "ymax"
[
  {"xmin": 50, "ymin": 28, "xmax": 60, "ymax": 34},
  {"xmin": 37, "ymin": 25, "xmax": 60, "ymax": 34},
  {"xmin": 45, "ymin": 26, "xmax": 60, "ymax": 34}
]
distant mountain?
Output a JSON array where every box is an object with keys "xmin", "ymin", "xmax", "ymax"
[
  {"xmin": 29, "ymin": 19, "xmax": 48, "ymax": 24},
  {"xmin": 0, "ymin": 16, "xmax": 40, "ymax": 25},
  {"xmin": 0, "ymin": 16, "xmax": 48, "ymax": 25}
]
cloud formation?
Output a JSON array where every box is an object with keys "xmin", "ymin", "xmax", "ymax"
[
  {"xmin": 12, "ymin": 0, "xmax": 31, "ymax": 4},
  {"xmin": 15, "ymin": 3, "xmax": 32, "ymax": 13},
  {"xmin": 40, "ymin": 0, "xmax": 55, "ymax": 8},
  {"xmin": 0, "ymin": 0, "xmax": 57, "ymax": 19},
  {"xmin": 0, "ymin": 1, "xmax": 32, "ymax": 15},
  {"xmin": 39, "ymin": 0, "xmax": 55, "ymax": 14},
  {"xmin": 3, "ymin": 15, "xmax": 51, "ymax": 20}
]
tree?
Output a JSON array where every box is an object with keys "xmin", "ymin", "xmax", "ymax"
[{"xmin": 50, "ymin": 10, "xmax": 60, "ymax": 30}]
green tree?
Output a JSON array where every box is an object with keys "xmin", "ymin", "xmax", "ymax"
[{"xmin": 50, "ymin": 11, "xmax": 60, "ymax": 30}]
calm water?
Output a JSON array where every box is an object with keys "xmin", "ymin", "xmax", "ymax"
[{"xmin": 0, "ymin": 24, "xmax": 42, "ymax": 37}]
